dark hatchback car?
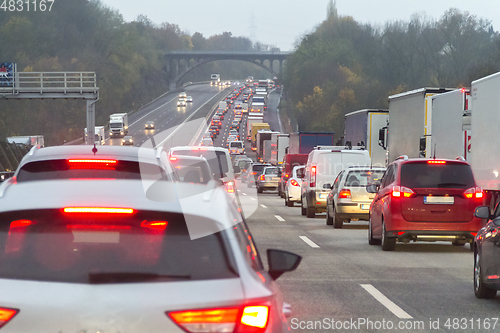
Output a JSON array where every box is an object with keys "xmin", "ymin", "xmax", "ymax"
[
  {"xmin": 473, "ymin": 205, "xmax": 500, "ymax": 298},
  {"xmin": 367, "ymin": 156, "xmax": 485, "ymax": 251}
]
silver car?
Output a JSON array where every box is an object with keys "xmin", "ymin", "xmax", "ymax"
[
  {"xmin": 0, "ymin": 179, "xmax": 301, "ymax": 332},
  {"xmin": 256, "ymin": 166, "xmax": 280, "ymax": 193},
  {"xmin": 326, "ymin": 166, "xmax": 386, "ymax": 228}
]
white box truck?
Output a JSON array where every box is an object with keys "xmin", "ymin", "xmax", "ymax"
[
  {"xmin": 109, "ymin": 113, "xmax": 129, "ymax": 138},
  {"xmin": 386, "ymin": 88, "xmax": 453, "ymax": 163},
  {"xmin": 85, "ymin": 126, "xmax": 106, "ymax": 145},
  {"xmin": 6, "ymin": 135, "xmax": 44, "ymax": 147},
  {"xmin": 246, "ymin": 114, "xmax": 264, "ymax": 141},
  {"xmin": 270, "ymin": 133, "xmax": 289, "ymax": 166},
  {"xmin": 344, "ymin": 109, "xmax": 388, "ymax": 167}
]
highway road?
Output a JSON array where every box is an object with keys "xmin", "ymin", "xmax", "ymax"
[{"xmin": 104, "ymin": 83, "xmax": 500, "ymax": 332}]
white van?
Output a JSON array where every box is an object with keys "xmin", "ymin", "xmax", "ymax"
[
  {"xmin": 301, "ymin": 146, "xmax": 371, "ymax": 218},
  {"xmin": 229, "ymin": 141, "xmax": 244, "ymax": 155}
]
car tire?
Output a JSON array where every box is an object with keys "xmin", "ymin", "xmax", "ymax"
[
  {"xmin": 257, "ymin": 186, "xmax": 263, "ymax": 193},
  {"xmin": 381, "ymin": 220, "xmax": 396, "ymax": 251},
  {"xmin": 368, "ymin": 216, "xmax": 381, "ymax": 245},
  {"xmin": 278, "ymin": 187, "xmax": 283, "ymax": 198},
  {"xmin": 326, "ymin": 205, "xmax": 333, "ymax": 225},
  {"xmin": 306, "ymin": 197, "xmax": 315, "ymax": 218},
  {"xmin": 333, "ymin": 205, "xmax": 343, "ymax": 229},
  {"xmin": 474, "ymin": 250, "xmax": 497, "ymax": 299},
  {"xmin": 301, "ymin": 196, "xmax": 306, "ymax": 216}
]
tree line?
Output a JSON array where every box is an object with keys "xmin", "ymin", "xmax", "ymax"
[
  {"xmin": 283, "ymin": 5, "xmax": 500, "ymax": 138},
  {"xmin": 0, "ymin": 0, "xmax": 271, "ymax": 145}
]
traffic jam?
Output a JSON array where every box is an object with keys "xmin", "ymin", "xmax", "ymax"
[{"xmin": 1, "ymin": 72, "xmax": 500, "ymax": 332}]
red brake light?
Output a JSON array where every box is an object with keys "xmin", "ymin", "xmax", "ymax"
[
  {"xmin": 463, "ymin": 187, "xmax": 483, "ymax": 199},
  {"xmin": 141, "ymin": 220, "xmax": 168, "ymax": 230},
  {"xmin": 310, "ymin": 165, "xmax": 317, "ymax": 187},
  {"xmin": 68, "ymin": 159, "xmax": 117, "ymax": 170},
  {"xmin": 10, "ymin": 220, "xmax": 32, "ymax": 228},
  {"xmin": 290, "ymin": 179, "xmax": 299, "ymax": 187},
  {"xmin": 225, "ymin": 180, "xmax": 235, "ymax": 193},
  {"xmin": 427, "ymin": 160, "xmax": 446, "ymax": 164},
  {"xmin": 259, "ymin": 174, "xmax": 265, "ymax": 181},
  {"xmin": 169, "ymin": 156, "xmax": 178, "ymax": 161},
  {"xmin": 168, "ymin": 305, "xmax": 269, "ymax": 333},
  {"xmin": 63, "ymin": 207, "xmax": 134, "ymax": 214},
  {"xmin": 338, "ymin": 189, "xmax": 351, "ymax": 199},
  {"xmin": 68, "ymin": 159, "xmax": 117, "ymax": 165},
  {"xmin": 0, "ymin": 307, "xmax": 19, "ymax": 328},
  {"xmin": 391, "ymin": 185, "xmax": 415, "ymax": 198}
]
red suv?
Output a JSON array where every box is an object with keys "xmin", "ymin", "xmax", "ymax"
[{"xmin": 367, "ymin": 156, "xmax": 484, "ymax": 251}]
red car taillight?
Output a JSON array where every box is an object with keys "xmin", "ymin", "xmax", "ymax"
[
  {"xmin": 63, "ymin": 207, "xmax": 135, "ymax": 214},
  {"xmin": 0, "ymin": 307, "xmax": 19, "ymax": 328},
  {"xmin": 338, "ymin": 189, "xmax": 351, "ymax": 199},
  {"xmin": 463, "ymin": 187, "xmax": 483, "ymax": 199},
  {"xmin": 225, "ymin": 180, "xmax": 235, "ymax": 193},
  {"xmin": 310, "ymin": 165, "xmax": 316, "ymax": 187},
  {"xmin": 391, "ymin": 185, "xmax": 415, "ymax": 198},
  {"xmin": 168, "ymin": 305, "xmax": 269, "ymax": 333},
  {"xmin": 290, "ymin": 179, "xmax": 299, "ymax": 187},
  {"xmin": 259, "ymin": 174, "xmax": 265, "ymax": 181}
]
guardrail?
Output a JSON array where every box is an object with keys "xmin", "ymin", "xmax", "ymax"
[{"xmin": 0, "ymin": 142, "xmax": 31, "ymax": 173}]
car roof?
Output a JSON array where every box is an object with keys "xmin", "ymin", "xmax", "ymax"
[
  {"xmin": 0, "ymin": 179, "xmax": 240, "ymax": 238},
  {"xmin": 391, "ymin": 156, "xmax": 469, "ymax": 165}
]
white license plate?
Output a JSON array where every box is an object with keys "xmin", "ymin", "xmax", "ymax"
[
  {"xmin": 361, "ymin": 204, "xmax": 370, "ymax": 210},
  {"xmin": 319, "ymin": 193, "xmax": 327, "ymax": 199},
  {"xmin": 424, "ymin": 196, "xmax": 454, "ymax": 204}
]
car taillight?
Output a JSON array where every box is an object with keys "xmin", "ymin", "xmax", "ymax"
[
  {"xmin": 259, "ymin": 174, "xmax": 265, "ymax": 181},
  {"xmin": 168, "ymin": 305, "xmax": 269, "ymax": 333},
  {"xmin": 463, "ymin": 187, "xmax": 483, "ymax": 199},
  {"xmin": 225, "ymin": 180, "xmax": 235, "ymax": 193},
  {"xmin": 68, "ymin": 159, "xmax": 117, "ymax": 170},
  {"xmin": 290, "ymin": 179, "xmax": 299, "ymax": 187},
  {"xmin": 427, "ymin": 160, "xmax": 446, "ymax": 164},
  {"xmin": 338, "ymin": 189, "xmax": 351, "ymax": 199},
  {"xmin": 0, "ymin": 307, "xmax": 19, "ymax": 328},
  {"xmin": 391, "ymin": 185, "xmax": 415, "ymax": 198},
  {"xmin": 310, "ymin": 165, "xmax": 316, "ymax": 187}
]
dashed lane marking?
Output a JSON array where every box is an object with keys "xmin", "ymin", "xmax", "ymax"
[{"xmin": 299, "ymin": 236, "xmax": 320, "ymax": 248}]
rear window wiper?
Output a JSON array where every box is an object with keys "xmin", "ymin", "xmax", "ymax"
[
  {"xmin": 436, "ymin": 183, "xmax": 468, "ymax": 188},
  {"xmin": 88, "ymin": 272, "xmax": 192, "ymax": 284}
]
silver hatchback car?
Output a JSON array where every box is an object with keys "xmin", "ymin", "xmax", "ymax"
[
  {"xmin": 256, "ymin": 166, "xmax": 280, "ymax": 193},
  {"xmin": 0, "ymin": 179, "xmax": 301, "ymax": 332}
]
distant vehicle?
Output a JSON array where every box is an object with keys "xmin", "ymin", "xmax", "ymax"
[
  {"xmin": 288, "ymin": 132, "xmax": 335, "ymax": 155},
  {"xmin": 185, "ymin": 96, "xmax": 193, "ymax": 102},
  {"xmin": 285, "ymin": 165, "xmax": 305, "ymax": 207},
  {"xmin": 200, "ymin": 137, "xmax": 213, "ymax": 146},
  {"xmin": 246, "ymin": 76, "xmax": 254, "ymax": 83},
  {"xmin": 229, "ymin": 140, "xmax": 244, "ymax": 155},
  {"xmin": 84, "ymin": 126, "xmax": 105, "ymax": 145},
  {"xmin": 278, "ymin": 154, "xmax": 309, "ymax": 198},
  {"xmin": 256, "ymin": 166, "xmax": 280, "ymax": 193},
  {"xmin": 177, "ymin": 99, "xmax": 187, "ymax": 107},
  {"xmin": 210, "ymin": 73, "xmax": 220, "ymax": 86},
  {"xmin": 144, "ymin": 121, "xmax": 155, "ymax": 129},
  {"xmin": 246, "ymin": 163, "xmax": 271, "ymax": 188},
  {"xmin": 179, "ymin": 91, "xmax": 187, "ymax": 98},
  {"xmin": 326, "ymin": 166, "xmax": 385, "ymax": 228},
  {"xmin": 109, "ymin": 113, "xmax": 129, "ymax": 138},
  {"xmin": 121, "ymin": 135, "xmax": 134, "ymax": 145}
]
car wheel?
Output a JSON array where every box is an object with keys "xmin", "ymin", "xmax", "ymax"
[
  {"xmin": 326, "ymin": 205, "xmax": 333, "ymax": 225},
  {"xmin": 306, "ymin": 197, "xmax": 315, "ymax": 218},
  {"xmin": 333, "ymin": 205, "xmax": 343, "ymax": 229},
  {"xmin": 278, "ymin": 187, "xmax": 283, "ymax": 198},
  {"xmin": 368, "ymin": 216, "xmax": 381, "ymax": 245},
  {"xmin": 301, "ymin": 196, "xmax": 306, "ymax": 216},
  {"xmin": 381, "ymin": 220, "xmax": 396, "ymax": 251},
  {"xmin": 257, "ymin": 186, "xmax": 263, "ymax": 193},
  {"xmin": 474, "ymin": 250, "xmax": 497, "ymax": 299}
]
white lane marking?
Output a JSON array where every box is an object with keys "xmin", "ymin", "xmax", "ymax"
[
  {"xmin": 275, "ymin": 215, "xmax": 285, "ymax": 222},
  {"xmin": 360, "ymin": 284, "xmax": 413, "ymax": 319},
  {"xmin": 250, "ymin": 197, "xmax": 256, "ymax": 201},
  {"xmin": 299, "ymin": 236, "xmax": 320, "ymax": 248},
  {"xmin": 260, "ymin": 204, "xmax": 267, "ymax": 208},
  {"xmin": 242, "ymin": 192, "xmax": 247, "ymax": 196}
]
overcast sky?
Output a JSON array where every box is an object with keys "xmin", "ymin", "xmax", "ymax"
[{"xmin": 99, "ymin": 0, "xmax": 500, "ymax": 51}]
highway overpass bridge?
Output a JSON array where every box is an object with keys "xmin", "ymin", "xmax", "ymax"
[{"xmin": 164, "ymin": 51, "xmax": 291, "ymax": 89}]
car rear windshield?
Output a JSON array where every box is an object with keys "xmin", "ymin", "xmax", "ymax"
[
  {"xmin": 230, "ymin": 142, "xmax": 243, "ymax": 148},
  {"xmin": 345, "ymin": 170, "xmax": 385, "ymax": 187},
  {"xmin": 251, "ymin": 164, "xmax": 267, "ymax": 173},
  {"xmin": 17, "ymin": 160, "xmax": 170, "ymax": 182},
  {"xmin": 0, "ymin": 209, "xmax": 238, "ymax": 284},
  {"xmin": 265, "ymin": 168, "xmax": 278, "ymax": 175},
  {"xmin": 171, "ymin": 150, "xmax": 230, "ymax": 179},
  {"xmin": 400, "ymin": 162, "xmax": 475, "ymax": 188}
]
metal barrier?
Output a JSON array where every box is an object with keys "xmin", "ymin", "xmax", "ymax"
[{"xmin": 0, "ymin": 72, "xmax": 98, "ymax": 95}]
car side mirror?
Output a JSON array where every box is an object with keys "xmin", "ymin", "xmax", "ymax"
[
  {"xmin": 323, "ymin": 183, "xmax": 331, "ymax": 189},
  {"xmin": 233, "ymin": 166, "xmax": 241, "ymax": 173},
  {"xmin": 267, "ymin": 249, "xmax": 302, "ymax": 281},
  {"xmin": 474, "ymin": 206, "xmax": 490, "ymax": 219},
  {"xmin": 366, "ymin": 184, "xmax": 379, "ymax": 193}
]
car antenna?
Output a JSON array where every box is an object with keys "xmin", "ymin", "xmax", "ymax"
[{"xmin": 92, "ymin": 143, "xmax": 98, "ymax": 155}]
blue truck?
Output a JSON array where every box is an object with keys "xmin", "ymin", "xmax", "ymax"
[{"xmin": 288, "ymin": 132, "xmax": 335, "ymax": 155}]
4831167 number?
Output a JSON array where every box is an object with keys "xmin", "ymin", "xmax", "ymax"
[{"xmin": 0, "ymin": 0, "xmax": 55, "ymax": 11}]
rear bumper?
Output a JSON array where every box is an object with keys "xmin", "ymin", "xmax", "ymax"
[
  {"xmin": 336, "ymin": 202, "xmax": 371, "ymax": 220},
  {"xmin": 288, "ymin": 185, "xmax": 301, "ymax": 201},
  {"xmin": 391, "ymin": 230, "xmax": 478, "ymax": 243}
]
